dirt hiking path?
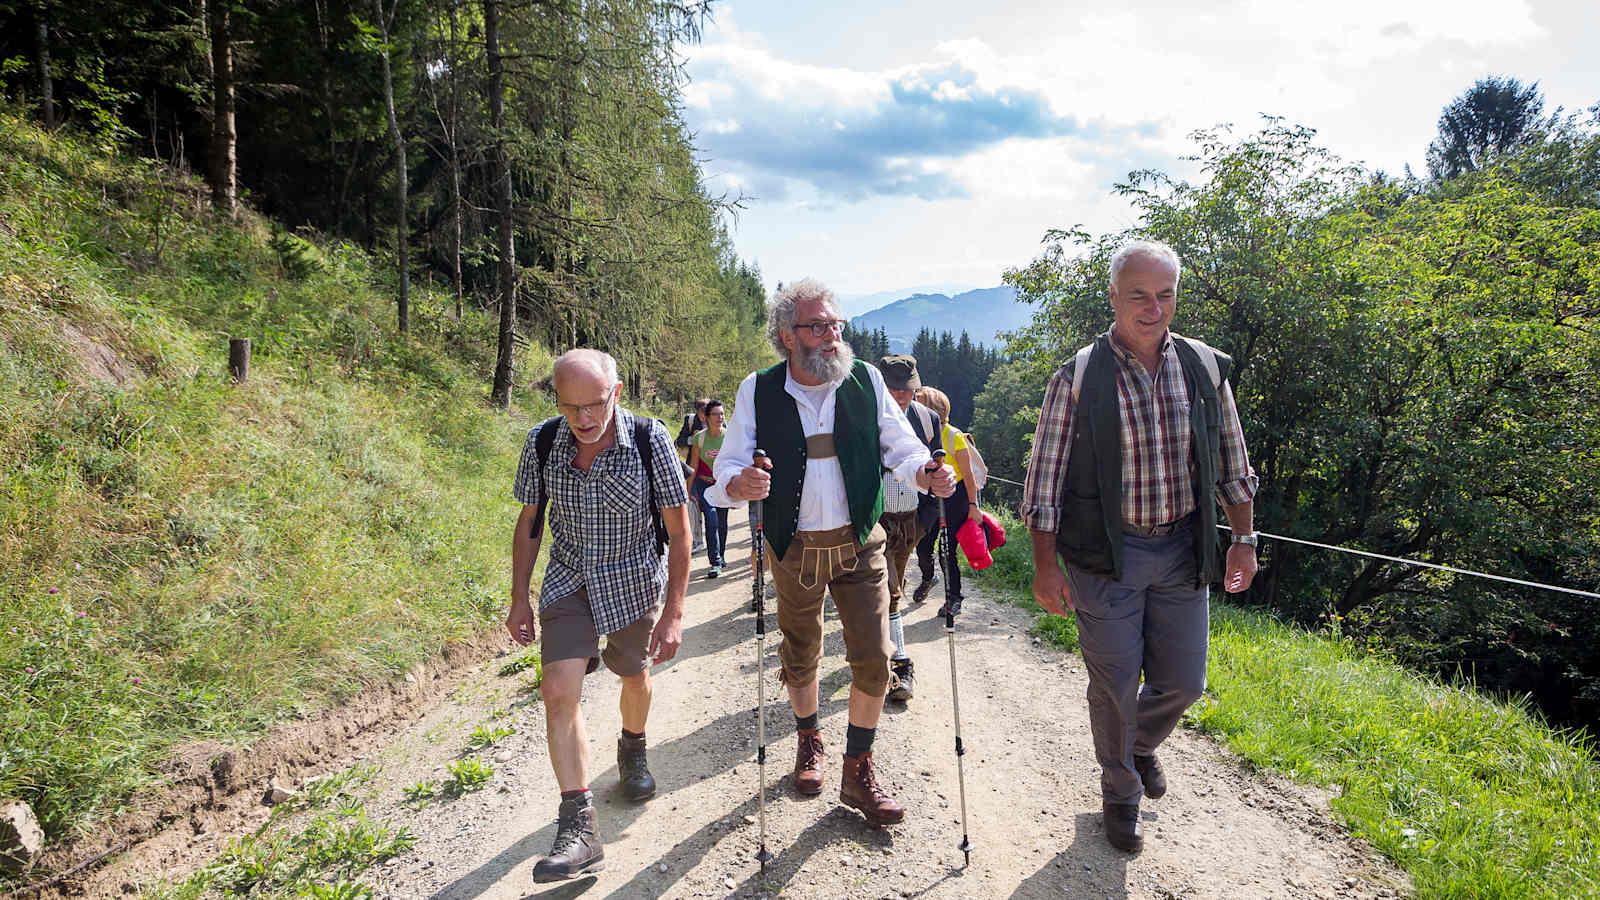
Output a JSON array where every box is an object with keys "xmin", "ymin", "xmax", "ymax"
[{"xmin": 102, "ymin": 516, "xmax": 1406, "ymax": 898}]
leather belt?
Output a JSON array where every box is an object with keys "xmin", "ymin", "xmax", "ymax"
[
  {"xmin": 1122, "ymin": 514, "xmax": 1190, "ymax": 537},
  {"xmin": 805, "ymin": 433, "xmax": 837, "ymax": 460}
]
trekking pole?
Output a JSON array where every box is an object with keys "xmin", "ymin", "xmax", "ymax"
[
  {"xmin": 931, "ymin": 450, "xmax": 974, "ymax": 866},
  {"xmin": 750, "ymin": 449, "xmax": 773, "ymax": 872}
]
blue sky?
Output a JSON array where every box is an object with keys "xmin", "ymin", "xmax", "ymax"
[{"xmin": 678, "ymin": 0, "xmax": 1600, "ymax": 300}]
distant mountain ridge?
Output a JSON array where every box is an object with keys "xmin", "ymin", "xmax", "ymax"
[{"xmin": 848, "ymin": 285, "xmax": 1029, "ymax": 351}]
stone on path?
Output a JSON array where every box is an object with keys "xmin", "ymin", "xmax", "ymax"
[{"xmin": 0, "ymin": 799, "xmax": 45, "ymax": 874}]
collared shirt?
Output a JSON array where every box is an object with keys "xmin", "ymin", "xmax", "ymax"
[
  {"xmin": 1019, "ymin": 329, "xmax": 1258, "ymax": 533},
  {"xmin": 511, "ymin": 408, "xmax": 689, "ymax": 635},
  {"xmin": 705, "ymin": 362, "xmax": 934, "ymax": 528}
]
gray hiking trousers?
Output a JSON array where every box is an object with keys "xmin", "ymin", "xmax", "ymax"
[{"xmin": 1067, "ymin": 516, "xmax": 1209, "ymax": 804}]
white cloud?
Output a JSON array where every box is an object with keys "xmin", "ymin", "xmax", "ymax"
[{"xmin": 684, "ymin": 0, "xmax": 1577, "ymax": 295}]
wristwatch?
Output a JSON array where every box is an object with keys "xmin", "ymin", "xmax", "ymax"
[{"xmin": 1230, "ymin": 531, "xmax": 1260, "ymax": 547}]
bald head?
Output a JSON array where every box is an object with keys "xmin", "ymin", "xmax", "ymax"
[
  {"xmin": 551, "ymin": 348, "xmax": 619, "ymax": 394},
  {"xmin": 551, "ymin": 349, "xmax": 621, "ymax": 445}
]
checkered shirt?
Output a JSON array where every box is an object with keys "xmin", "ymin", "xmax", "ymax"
[
  {"xmin": 881, "ymin": 466, "xmax": 920, "ymax": 514},
  {"xmin": 1019, "ymin": 329, "xmax": 1257, "ymax": 533},
  {"xmin": 512, "ymin": 408, "xmax": 689, "ymax": 635}
]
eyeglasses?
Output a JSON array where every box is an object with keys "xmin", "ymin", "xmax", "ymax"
[
  {"xmin": 793, "ymin": 319, "xmax": 845, "ymax": 337},
  {"xmin": 557, "ymin": 395, "xmax": 613, "ymax": 419}
]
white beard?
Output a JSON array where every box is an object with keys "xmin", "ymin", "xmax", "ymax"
[
  {"xmin": 797, "ymin": 339, "xmax": 855, "ymax": 382},
  {"xmin": 570, "ymin": 408, "xmax": 616, "ymax": 445}
]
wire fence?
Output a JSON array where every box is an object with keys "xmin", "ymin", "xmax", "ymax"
[{"xmin": 975, "ymin": 473, "xmax": 1600, "ymax": 600}]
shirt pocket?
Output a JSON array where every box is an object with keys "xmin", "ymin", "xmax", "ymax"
[{"xmin": 600, "ymin": 462, "xmax": 648, "ymax": 515}]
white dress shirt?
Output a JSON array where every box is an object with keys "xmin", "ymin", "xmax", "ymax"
[{"xmin": 706, "ymin": 362, "xmax": 934, "ymax": 531}]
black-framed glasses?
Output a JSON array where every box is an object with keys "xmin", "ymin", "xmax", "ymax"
[{"xmin": 793, "ymin": 319, "xmax": 845, "ymax": 337}]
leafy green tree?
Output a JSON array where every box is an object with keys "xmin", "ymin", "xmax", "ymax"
[{"xmin": 1005, "ymin": 119, "xmax": 1600, "ymax": 725}]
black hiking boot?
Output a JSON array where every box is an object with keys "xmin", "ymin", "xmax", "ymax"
[
  {"xmin": 1134, "ymin": 753, "xmax": 1167, "ymax": 800},
  {"xmin": 887, "ymin": 659, "xmax": 915, "ymax": 702},
  {"xmin": 531, "ymin": 795, "xmax": 604, "ymax": 882},
  {"xmin": 1102, "ymin": 800, "xmax": 1143, "ymax": 852},
  {"xmin": 617, "ymin": 732, "xmax": 656, "ymax": 801}
]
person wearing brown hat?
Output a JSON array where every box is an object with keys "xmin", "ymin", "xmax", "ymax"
[{"xmin": 878, "ymin": 355, "xmax": 943, "ymax": 702}]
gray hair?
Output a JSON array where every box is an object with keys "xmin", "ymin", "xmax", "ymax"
[
  {"xmin": 551, "ymin": 348, "xmax": 619, "ymax": 391},
  {"xmin": 766, "ymin": 278, "xmax": 839, "ymax": 359},
  {"xmin": 1109, "ymin": 240, "xmax": 1182, "ymax": 287}
]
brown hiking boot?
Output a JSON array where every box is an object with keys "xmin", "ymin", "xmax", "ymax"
[
  {"xmin": 840, "ymin": 752, "xmax": 904, "ymax": 825},
  {"xmin": 531, "ymin": 795, "xmax": 605, "ymax": 881},
  {"xmin": 793, "ymin": 728, "xmax": 824, "ymax": 796},
  {"xmin": 617, "ymin": 733, "xmax": 656, "ymax": 801}
]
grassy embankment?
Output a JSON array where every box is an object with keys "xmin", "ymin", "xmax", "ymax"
[
  {"xmin": 972, "ymin": 507, "xmax": 1598, "ymax": 899},
  {"xmin": 0, "ymin": 111, "xmax": 559, "ymax": 879}
]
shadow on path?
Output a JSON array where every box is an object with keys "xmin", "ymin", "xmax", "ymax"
[
  {"xmin": 1009, "ymin": 811, "xmax": 1130, "ymax": 900},
  {"xmin": 428, "ymin": 831, "xmax": 548, "ymax": 899}
]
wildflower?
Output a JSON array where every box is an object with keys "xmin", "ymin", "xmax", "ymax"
[
  {"xmin": 24, "ymin": 666, "xmax": 34, "ymax": 674},
  {"xmin": 47, "ymin": 587, "xmax": 58, "ymax": 595},
  {"xmin": 131, "ymin": 676, "xmax": 141, "ymax": 684},
  {"xmin": 76, "ymin": 611, "xmax": 87, "ymax": 618}
]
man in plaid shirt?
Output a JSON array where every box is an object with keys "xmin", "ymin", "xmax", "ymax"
[
  {"xmin": 1020, "ymin": 240, "xmax": 1259, "ymax": 854},
  {"xmin": 506, "ymin": 349, "xmax": 691, "ymax": 881}
]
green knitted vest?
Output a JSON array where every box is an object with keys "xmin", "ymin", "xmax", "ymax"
[{"xmin": 754, "ymin": 360, "xmax": 884, "ymax": 562}]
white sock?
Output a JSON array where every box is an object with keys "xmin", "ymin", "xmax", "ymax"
[{"xmin": 889, "ymin": 610, "xmax": 907, "ymax": 660}]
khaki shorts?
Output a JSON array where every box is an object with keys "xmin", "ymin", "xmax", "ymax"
[
  {"xmin": 540, "ymin": 587, "xmax": 659, "ymax": 677},
  {"xmin": 770, "ymin": 523, "xmax": 893, "ymax": 697}
]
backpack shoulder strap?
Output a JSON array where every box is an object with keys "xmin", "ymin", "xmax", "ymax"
[
  {"xmin": 1069, "ymin": 343, "xmax": 1094, "ymax": 403},
  {"xmin": 633, "ymin": 416, "xmax": 668, "ymax": 557},
  {"xmin": 530, "ymin": 416, "xmax": 561, "ymax": 540},
  {"xmin": 1171, "ymin": 333, "xmax": 1229, "ymax": 389}
]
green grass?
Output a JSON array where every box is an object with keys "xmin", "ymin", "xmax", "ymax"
[
  {"xmin": 464, "ymin": 722, "xmax": 515, "ymax": 752},
  {"xmin": 0, "ymin": 110, "xmax": 557, "ymax": 873},
  {"xmin": 976, "ymin": 507, "xmax": 1599, "ymax": 898},
  {"xmin": 441, "ymin": 758, "xmax": 494, "ymax": 796},
  {"xmin": 964, "ymin": 507, "xmax": 1078, "ymax": 649},
  {"xmin": 144, "ymin": 762, "xmax": 408, "ymax": 898}
]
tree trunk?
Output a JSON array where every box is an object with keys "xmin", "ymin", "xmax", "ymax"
[
  {"xmin": 35, "ymin": 13, "xmax": 54, "ymax": 130},
  {"xmin": 447, "ymin": 0, "xmax": 463, "ymax": 321},
  {"xmin": 486, "ymin": 0, "xmax": 517, "ymax": 409},
  {"xmin": 206, "ymin": 0, "xmax": 237, "ymax": 217},
  {"xmin": 372, "ymin": 0, "xmax": 409, "ymax": 333}
]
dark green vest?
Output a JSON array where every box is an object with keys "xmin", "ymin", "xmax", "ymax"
[
  {"xmin": 755, "ymin": 360, "xmax": 884, "ymax": 562},
  {"xmin": 1054, "ymin": 334, "xmax": 1231, "ymax": 586}
]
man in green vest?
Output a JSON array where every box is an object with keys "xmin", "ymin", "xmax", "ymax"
[
  {"xmin": 707, "ymin": 278, "xmax": 957, "ymax": 826},
  {"xmin": 1019, "ymin": 240, "xmax": 1260, "ymax": 853}
]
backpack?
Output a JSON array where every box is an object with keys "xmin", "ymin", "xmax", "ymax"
[
  {"xmin": 529, "ymin": 415, "xmax": 668, "ymax": 557},
  {"xmin": 962, "ymin": 433, "xmax": 989, "ymax": 492},
  {"xmin": 918, "ymin": 402, "xmax": 987, "ymax": 491}
]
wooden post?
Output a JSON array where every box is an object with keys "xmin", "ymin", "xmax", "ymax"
[{"xmin": 228, "ymin": 338, "xmax": 250, "ymax": 383}]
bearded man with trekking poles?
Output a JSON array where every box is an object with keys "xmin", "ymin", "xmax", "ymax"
[{"xmin": 706, "ymin": 278, "xmax": 957, "ymax": 828}]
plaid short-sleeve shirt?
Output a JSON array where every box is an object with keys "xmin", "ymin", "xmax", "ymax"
[{"xmin": 512, "ymin": 408, "xmax": 689, "ymax": 635}]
